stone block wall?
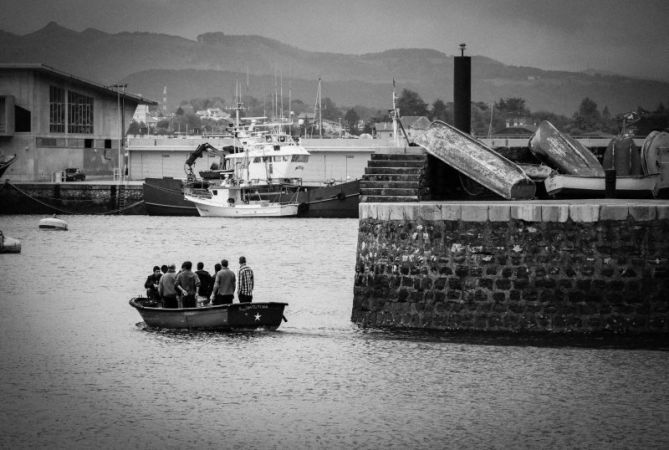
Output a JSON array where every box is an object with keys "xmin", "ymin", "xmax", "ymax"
[
  {"xmin": 0, "ymin": 181, "xmax": 145, "ymax": 214},
  {"xmin": 352, "ymin": 201, "xmax": 669, "ymax": 334}
]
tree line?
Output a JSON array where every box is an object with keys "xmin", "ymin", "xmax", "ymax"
[{"xmin": 129, "ymin": 90, "xmax": 669, "ymax": 137}]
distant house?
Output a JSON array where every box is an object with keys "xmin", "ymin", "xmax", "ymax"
[
  {"xmin": 195, "ymin": 107, "xmax": 230, "ymax": 122},
  {"xmin": 505, "ymin": 116, "xmax": 536, "ymax": 130},
  {"xmin": 374, "ymin": 121, "xmax": 394, "ymax": 139},
  {"xmin": 0, "ymin": 63, "xmax": 156, "ymax": 180}
]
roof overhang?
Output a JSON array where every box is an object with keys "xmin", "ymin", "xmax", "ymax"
[{"xmin": 0, "ymin": 63, "xmax": 158, "ymax": 106}]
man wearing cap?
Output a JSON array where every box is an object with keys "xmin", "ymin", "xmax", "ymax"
[
  {"xmin": 158, "ymin": 264, "xmax": 178, "ymax": 308},
  {"xmin": 237, "ymin": 256, "xmax": 254, "ymax": 303}
]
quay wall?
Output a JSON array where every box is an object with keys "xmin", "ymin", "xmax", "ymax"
[
  {"xmin": 0, "ymin": 181, "xmax": 145, "ymax": 214},
  {"xmin": 352, "ymin": 201, "xmax": 669, "ymax": 334}
]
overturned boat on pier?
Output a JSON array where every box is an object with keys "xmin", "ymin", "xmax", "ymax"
[
  {"xmin": 529, "ymin": 121, "xmax": 605, "ymax": 177},
  {"xmin": 414, "ymin": 120, "xmax": 536, "ymax": 200},
  {"xmin": 534, "ymin": 122, "xmax": 669, "ymax": 199}
]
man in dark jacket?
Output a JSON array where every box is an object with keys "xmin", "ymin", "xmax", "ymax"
[
  {"xmin": 175, "ymin": 261, "xmax": 200, "ymax": 308},
  {"xmin": 144, "ymin": 266, "xmax": 162, "ymax": 301},
  {"xmin": 195, "ymin": 262, "xmax": 213, "ymax": 305}
]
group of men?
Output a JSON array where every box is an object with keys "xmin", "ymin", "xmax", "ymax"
[{"xmin": 144, "ymin": 256, "xmax": 254, "ymax": 308}]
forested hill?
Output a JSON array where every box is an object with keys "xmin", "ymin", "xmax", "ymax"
[{"xmin": 1, "ymin": 22, "xmax": 668, "ymax": 115}]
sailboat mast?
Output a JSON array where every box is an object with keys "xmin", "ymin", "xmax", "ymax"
[{"xmin": 392, "ymin": 78, "xmax": 399, "ymax": 146}]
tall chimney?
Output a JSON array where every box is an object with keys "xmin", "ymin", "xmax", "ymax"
[{"xmin": 454, "ymin": 43, "xmax": 471, "ymax": 134}]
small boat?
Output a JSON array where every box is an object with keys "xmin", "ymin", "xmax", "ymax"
[
  {"xmin": 0, "ymin": 231, "xmax": 21, "ymax": 253},
  {"xmin": 414, "ymin": 120, "xmax": 536, "ymax": 199},
  {"xmin": 143, "ymin": 176, "xmax": 360, "ymax": 218},
  {"xmin": 184, "ymin": 129, "xmax": 308, "ymax": 217},
  {"xmin": 544, "ymin": 130, "xmax": 669, "ymax": 199},
  {"xmin": 39, "ymin": 216, "xmax": 68, "ymax": 230},
  {"xmin": 0, "ymin": 154, "xmax": 17, "ymax": 178},
  {"xmin": 129, "ymin": 297, "xmax": 288, "ymax": 331},
  {"xmin": 544, "ymin": 173, "xmax": 662, "ymax": 198},
  {"xmin": 185, "ymin": 191, "xmax": 299, "ymax": 217},
  {"xmin": 529, "ymin": 121, "xmax": 605, "ymax": 177}
]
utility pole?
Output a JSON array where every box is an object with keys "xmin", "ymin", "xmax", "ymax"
[{"xmin": 111, "ymin": 83, "xmax": 127, "ymax": 182}]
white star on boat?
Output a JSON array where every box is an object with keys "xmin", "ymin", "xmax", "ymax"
[{"xmin": 254, "ymin": 313, "xmax": 262, "ymax": 321}]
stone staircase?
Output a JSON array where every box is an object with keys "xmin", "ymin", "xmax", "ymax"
[{"xmin": 360, "ymin": 152, "xmax": 430, "ymax": 202}]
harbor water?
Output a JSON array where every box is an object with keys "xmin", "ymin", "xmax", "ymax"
[{"xmin": 0, "ymin": 215, "xmax": 668, "ymax": 449}]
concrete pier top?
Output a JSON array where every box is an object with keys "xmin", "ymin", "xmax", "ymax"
[{"xmin": 360, "ymin": 199, "xmax": 669, "ymax": 222}]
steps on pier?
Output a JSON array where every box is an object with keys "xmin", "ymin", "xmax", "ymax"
[{"xmin": 360, "ymin": 152, "xmax": 429, "ymax": 203}]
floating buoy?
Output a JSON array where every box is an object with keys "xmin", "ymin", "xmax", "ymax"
[{"xmin": 39, "ymin": 216, "xmax": 68, "ymax": 230}]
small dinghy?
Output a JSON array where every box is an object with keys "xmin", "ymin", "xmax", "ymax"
[
  {"xmin": 529, "ymin": 121, "xmax": 605, "ymax": 177},
  {"xmin": 0, "ymin": 231, "xmax": 21, "ymax": 253},
  {"xmin": 39, "ymin": 216, "xmax": 68, "ymax": 230},
  {"xmin": 129, "ymin": 297, "xmax": 288, "ymax": 331}
]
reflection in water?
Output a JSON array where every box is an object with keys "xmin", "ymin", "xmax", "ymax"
[{"xmin": 0, "ymin": 215, "xmax": 668, "ymax": 449}]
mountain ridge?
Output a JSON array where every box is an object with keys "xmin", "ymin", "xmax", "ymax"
[{"xmin": 1, "ymin": 22, "xmax": 668, "ymax": 115}]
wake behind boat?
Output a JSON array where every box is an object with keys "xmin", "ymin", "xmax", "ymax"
[{"xmin": 129, "ymin": 297, "xmax": 288, "ymax": 331}]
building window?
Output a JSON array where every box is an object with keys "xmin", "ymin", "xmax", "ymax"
[
  {"xmin": 15, "ymin": 105, "xmax": 31, "ymax": 132},
  {"xmin": 68, "ymin": 90, "xmax": 94, "ymax": 134},
  {"xmin": 49, "ymin": 86, "xmax": 65, "ymax": 133}
]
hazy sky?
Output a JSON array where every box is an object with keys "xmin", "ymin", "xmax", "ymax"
[{"xmin": 2, "ymin": 0, "xmax": 668, "ymax": 80}]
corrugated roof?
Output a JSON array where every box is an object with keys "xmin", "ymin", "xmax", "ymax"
[{"xmin": 0, "ymin": 63, "xmax": 157, "ymax": 105}]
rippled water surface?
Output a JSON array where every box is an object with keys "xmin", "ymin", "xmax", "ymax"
[{"xmin": 1, "ymin": 215, "xmax": 668, "ymax": 449}]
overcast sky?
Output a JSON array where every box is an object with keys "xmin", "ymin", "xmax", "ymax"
[{"xmin": 2, "ymin": 0, "xmax": 668, "ymax": 81}]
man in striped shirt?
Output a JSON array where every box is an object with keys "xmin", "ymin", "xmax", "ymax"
[{"xmin": 237, "ymin": 256, "xmax": 254, "ymax": 303}]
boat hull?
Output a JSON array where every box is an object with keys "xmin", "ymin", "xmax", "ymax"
[
  {"xmin": 38, "ymin": 218, "xmax": 68, "ymax": 230},
  {"xmin": 529, "ymin": 121, "xmax": 605, "ymax": 177},
  {"xmin": 296, "ymin": 179, "xmax": 360, "ymax": 218},
  {"xmin": 414, "ymin": 120, "xmax": 535, "ymax": 199},
  {"xmin": 143, "ymin": 177, "xmax": 360, "ymax": 218},
  {"xmin": 129, "ymin": 298, "xmax": 287, "ymax": 331},
  {"xmin": 185, "ymin": 194, "xmax": 299, "ymax": 217},
  {"xmin": 641, "ymin": 131, "xmax": 669, "ymax": 177},
  {"xmin": 544, "ymin": 173, "xmax": 665, "ymax": 199},
  {"xmin": 142, "ymin": 178, "xmax": 199, "ymax": 216}
]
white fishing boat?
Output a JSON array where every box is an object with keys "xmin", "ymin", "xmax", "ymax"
[{"xmin": 184, "ymin": 126, "xmax": 308, "ymax": 217}]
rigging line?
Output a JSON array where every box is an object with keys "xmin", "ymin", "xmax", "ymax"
[
  {"xmin": 6, "ymin": 181, "xmax": 143, "ymax": 215},
  {"xmin": 7, "ymin": 182, "xmax": 74, "ymax": 214}
]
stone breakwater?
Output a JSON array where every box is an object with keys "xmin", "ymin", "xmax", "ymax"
[{"xmin": 352, "ymin": 200, "xmax": 669, "ymax": 334}]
